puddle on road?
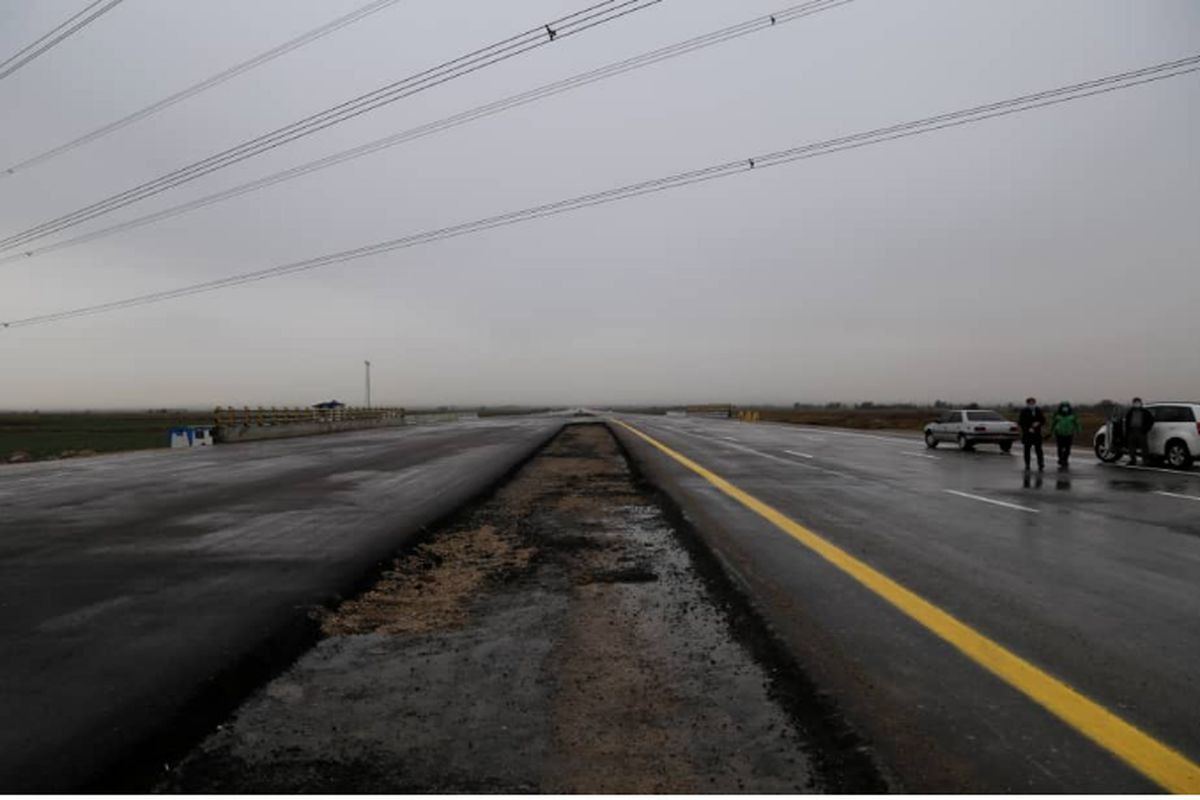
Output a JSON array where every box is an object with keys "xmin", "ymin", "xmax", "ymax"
[{"xmin": 158, "ymin": 424, "xmax": 882, "ymax": 793}]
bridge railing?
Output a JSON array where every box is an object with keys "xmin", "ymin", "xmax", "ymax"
[{"xmin": 213, "ymin": 406, "xmax": 405, "ymax": 428}]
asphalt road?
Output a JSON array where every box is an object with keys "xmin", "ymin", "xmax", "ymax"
[
  {"xmin": 610, "ymin": 414, "xmax": 1200, "ymax": 793},
  {"xmin": 0, "ymin": 417, "xmax": 561, "ymax": 791}
]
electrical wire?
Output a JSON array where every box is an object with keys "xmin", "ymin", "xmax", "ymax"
[
  {"xmin": 0, "ymin": 0, "xmax": 651, "ymax": 248},
  {"xmin": 4, "ymin": 52, "xmax": 1197, "ymax": 330},
  {"xmin": 0, "ymin": 0, "xmax": 663, "ymax": 253},
  {"xmin": 0, "ymin": 0, "xmax": 852, "ymax": 266},
  {"xmin": 0, "ymin": 0, "xmax": 124, "ymax": 82},
  {"xmin": 1, "ymin": 0, "xmax": 406, "ymax": 178}
]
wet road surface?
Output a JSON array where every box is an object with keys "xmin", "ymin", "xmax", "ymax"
[
  {"xmin": 159, "ymin": 423, "xmax": 884, "ymax": 793},
  {"xmin": 0, "ymin": 417, "xmax": 560, "ymax": 791},
  {"xmin": 610, "ymin": 414, "xmax": 1200, "ymax": 793}
]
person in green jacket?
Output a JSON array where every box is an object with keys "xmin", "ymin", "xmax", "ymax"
[{"xmin": 1052, "ymin": 401, "xmax": 1083, "ymax": 468}]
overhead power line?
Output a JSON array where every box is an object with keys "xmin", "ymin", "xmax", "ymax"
[
  {"xmin": 0, "ymin": 0, "xmax": 124, "ymax": 82},
  {"xmin": 4, "ymin": 52, "xmax": 1197, "ymax": 330},
  {"xmin": 0, "ymin": 0, "xmax": 663, "ymax": 253},
  {"xmin": 0, "ymin": 0, "xmax": 852, "ymax": 266},
  {"xmin": 1, "ymin": 0, "xmax": 406, "ymax": 179}
]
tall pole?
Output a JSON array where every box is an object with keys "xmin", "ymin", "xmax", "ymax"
[{"xmin": 364, "ymin": 360, "xmax": 371, "ymax": 409}]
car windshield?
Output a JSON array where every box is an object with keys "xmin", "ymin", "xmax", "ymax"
[{"xmin": 966, "ymin": 411, "xmax": 1006, "ymax": 421}]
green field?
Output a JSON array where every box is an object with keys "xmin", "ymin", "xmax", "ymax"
[{"xmin": 0, "ymin": 412, "xmax": 212, "ymax": 463}]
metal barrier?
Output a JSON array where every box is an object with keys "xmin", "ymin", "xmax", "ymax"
[{"xmin": 214, "ymin": 406, "xmax": 405, "ymax": 428}]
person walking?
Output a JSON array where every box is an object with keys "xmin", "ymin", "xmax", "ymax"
[
  {"xmin": 1018, "ymin": 397, "xmax": 1046, "ymax": 471},
  {"xmin": 1051, "ymin": 401, "xmax": 1082, "ymax": 468},
  {"xmin": 1124, "ymin": 397, "xmax": 1155, "ymax": 465}
]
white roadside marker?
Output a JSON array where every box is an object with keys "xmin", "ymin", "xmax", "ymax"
[
  {"xmin": 784, "ymin": 450, "xmax": 814, "ymax": 459},
  {"xmin": 944, "ymin": 489, "xmax": 1039, "ymax": 513}
]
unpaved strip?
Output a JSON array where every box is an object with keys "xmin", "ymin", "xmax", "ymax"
[{"xmin": 159, "ymin": 423, "xmax": 882, "ymax": 793}]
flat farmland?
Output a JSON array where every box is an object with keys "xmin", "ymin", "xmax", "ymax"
[{"xmin": 0, "ymin": 411, "xmax": 211, "ymax": 463}]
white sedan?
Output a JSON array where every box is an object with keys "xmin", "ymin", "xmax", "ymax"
[{"xmin": 924, "ymin": 410, "xmax": 1020, "ymax": 452}]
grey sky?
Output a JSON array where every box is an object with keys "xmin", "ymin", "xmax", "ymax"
[{"xmin": 1, "ymin": 0, "xmax": 1197, "ymax": 410}]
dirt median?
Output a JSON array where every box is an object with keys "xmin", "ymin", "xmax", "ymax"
[{"xmin": 158, "ymin": 422, "xmax": 883, "ymax": 793}]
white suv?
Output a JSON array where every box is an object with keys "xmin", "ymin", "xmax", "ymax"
[{"xmin": 1093, "ymin": 402, "xmax": 1199, "ymax": 469}]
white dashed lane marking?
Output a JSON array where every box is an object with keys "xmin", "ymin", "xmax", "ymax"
[
  {"xmin": 1154, "ymin": 490, "xmax": 1200, "ymax": 502},
  {"xmin": 944, "ymin": 489, "xmax": 1039, "ymax": 514}
]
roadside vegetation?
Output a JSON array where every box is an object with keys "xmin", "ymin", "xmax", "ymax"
[
  {"xmin": 0, "ymin": 406, "xmax": 527, "ymax": 465},
  {"xmin": 0, "ymin": 411, "xmax": 211, "ymax": 464}
]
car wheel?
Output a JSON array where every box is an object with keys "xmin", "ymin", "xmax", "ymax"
[
  {"xmin": 999, "ymin": 441, "xmax": 1012, "ymax": 453},
  {"xmin": 1165, "ymin": 440, "xmax": 1194, "ymax": 469},
  {"xmin": 957, "ymin": 434, "xmax": 973, "ymax": 451},
  {"xmin": 1094, "ymin": 434, "xmax": 1122, "ymax": 463},
  {"xmin": 924, "ymin": 430, "xmax": 938, "ymax": 449}
]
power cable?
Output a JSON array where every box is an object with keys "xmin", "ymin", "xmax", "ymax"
[
  {"xmin": 4, "ymin": 52, "xmax": 1196, "ymax": 330},
  {"xmin": 0, "ymin": 0, "xmax": 124, "ymax": 82},
  {"xmin": 0, "ymin": 0, "xmax": 652, "ymax": 247},
  {"xmin": 0, "ymin": 0, "xmax": 663, "ymax": 253},
  {"xmin": 1, "ymin": 0, "xmax": 406, "ymax": 178},
  {"xmin": 0, "ymin": 0, "xmax": 851, "ymax": 266}
]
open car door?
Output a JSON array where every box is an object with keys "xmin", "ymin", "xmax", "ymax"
[{"xmin": 1099, "ymin": 405, "xmax": 1126, "ymax": 462}]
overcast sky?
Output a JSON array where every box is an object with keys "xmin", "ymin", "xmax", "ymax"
[{"xmin": 1, "ymin": 0, "xmax": 1197, "ymax": 409}]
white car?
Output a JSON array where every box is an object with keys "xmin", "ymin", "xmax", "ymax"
[
  {"xmin": 1093, "ymin": 402, "xmax": 1199, "ymax": 469},
  {"xmin": 924, "ymin": 410, "xmax": 1020, "ymax": 452}
]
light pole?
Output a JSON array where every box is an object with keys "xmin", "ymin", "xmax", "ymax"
[{"xmin": 364, "ymin": 360, "xmax": 371, "ymax": 409}]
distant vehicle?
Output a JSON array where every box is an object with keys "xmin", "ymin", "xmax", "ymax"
[
  {"xmin": 1093, "ymin": 402, "xmax": 1199, "ymax": 469},
  {"xmin": 924, "ymin": 409, "xmax": 1020, "ymax": 452}
]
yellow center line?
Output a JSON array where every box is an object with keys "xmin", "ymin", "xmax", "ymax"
[{"xmin": 614, "ymin": 418, "xmax": 1200, "ymax": 794}]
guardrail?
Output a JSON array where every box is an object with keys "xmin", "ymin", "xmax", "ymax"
[{"xmin": 214, "ymin": 406, "xmax": 405, "ymax": 428}]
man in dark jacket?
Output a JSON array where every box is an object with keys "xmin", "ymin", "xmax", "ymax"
[
  {"xmin": 1124, "ymin": 397, "xmax": 1155, "ymax": 465},
  {"xmin": 1017, "ymin": 396, "xmax": 1046, "ymax": 471}
]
